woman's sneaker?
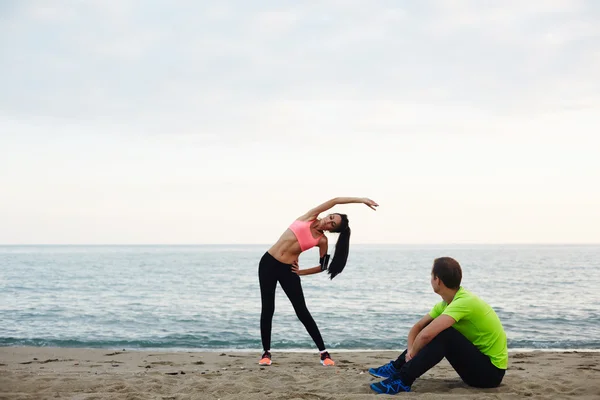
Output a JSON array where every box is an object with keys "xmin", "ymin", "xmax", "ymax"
[
  {"xmin": 320, "ymin": 351, "xmax": 335, "ymax": 366},
  {"xmin": 259, "ymin": 351, "xmax": 272, "ymax": 366}
]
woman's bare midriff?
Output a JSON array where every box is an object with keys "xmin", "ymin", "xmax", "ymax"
[{"xmin": 267, "ymin": 229, "xmax": 303, "ymax": 264}]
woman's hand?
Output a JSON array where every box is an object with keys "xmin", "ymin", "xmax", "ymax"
[
  {"xmin": 300, "ymin": 197, "xmax": 379, "ymax": 219},
  {"xmin": 291, "ymin": 260, "xmax": 300, "ymax": 275},
  {"xmin": 362, "ymin": 198, "xmax": 379, "ymax": 210}
]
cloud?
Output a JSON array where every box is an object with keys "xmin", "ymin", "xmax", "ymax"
[{"xmin": 1, "ymin": 1, "xmax": 599, "ymax": 142}]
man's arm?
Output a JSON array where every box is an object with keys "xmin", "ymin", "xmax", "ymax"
[
  {"xmin": 407, "ymin": 314, "xmax": 434, "ymax": 356},
  {"xmin": 409, "ymin": 315, "xmax": 456, "ymax": 358}
]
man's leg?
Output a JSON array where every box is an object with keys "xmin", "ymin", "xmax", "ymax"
[
  {"xmin": 369, "ymin": 350, "xmax": 407, "ymax": 379},
  {"xmin": 392, "ymin": 349, "xmax": 408, "ymax": 369},
  {"xmin": 398, "ymin": 328, "xmax": 505, "ymax": 388},
  {"xmin": 436, "ymin": 329, "xmax": 505, "ymax": 388}
]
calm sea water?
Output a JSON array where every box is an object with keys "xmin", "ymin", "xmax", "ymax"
[{"xmin": 1, "ymin": 245, "xmax": 599, "ymax": 351}]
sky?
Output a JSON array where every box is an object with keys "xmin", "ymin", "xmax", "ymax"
[{"xmin": 1, "ymin": 0, "xmax": 599, "ymax": 244}]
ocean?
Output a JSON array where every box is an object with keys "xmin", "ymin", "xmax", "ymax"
[{"xmin": 1, "ymin": 244, "xmax": 599, "ymax": 351}]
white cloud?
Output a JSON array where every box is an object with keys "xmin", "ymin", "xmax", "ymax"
[
  {"xmin": 250, "ymin": 10, "xmax": 302, "ymax": 34},
  {"xmin": 1, "ymin": 1, "xmax": 599, "ymax": 243}
]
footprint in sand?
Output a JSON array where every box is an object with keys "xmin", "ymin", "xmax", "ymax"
[
  {"xmin": 150, "ymin": 361, "xmax": 176, "ymax": 366},
  {"xmin": 577, "ymin": 365, "xmax": 600, "ymax": 371},
  {"xmin": 20, "ymin": 359, "xmax": 70, "ymax": 365},
  {"xmin": 513, "ymin": 353, "xmax": 535, "ymax": 359},
  {"xmin": 165, "ymin": 371, "xmax": 186, "ymax": 375}
]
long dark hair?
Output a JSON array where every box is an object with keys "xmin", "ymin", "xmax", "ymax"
[{"xmin": 328, "ymin": 213, "xmax": 350, "ymax": 279}]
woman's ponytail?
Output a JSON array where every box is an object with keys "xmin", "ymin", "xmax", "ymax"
[{"xmin": 328, "ymin": 214, "xmax": 350, "ymax": 279}]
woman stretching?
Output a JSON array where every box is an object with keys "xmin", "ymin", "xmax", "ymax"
[{"xmin": 258, "ymin": 197, "xmax": 379, "ymax": 366}]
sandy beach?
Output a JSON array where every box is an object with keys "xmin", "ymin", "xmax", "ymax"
[{"xmin": 1, "ymin": 348, "xmax": 599, "ymax": 399}]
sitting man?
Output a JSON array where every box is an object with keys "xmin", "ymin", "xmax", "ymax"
[{"xmin": 369, "ymin": 257, "xmax": 507, "ymax": 394}]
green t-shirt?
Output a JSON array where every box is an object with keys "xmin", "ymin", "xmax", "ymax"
[{"xmin": 429, "ymin": 287, "xmax": 508, "ymax": 369}]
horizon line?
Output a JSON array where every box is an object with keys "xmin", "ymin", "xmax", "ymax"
[{"xmin": 1, "ymin": 243, "xmax": 599, "ymax": 246}]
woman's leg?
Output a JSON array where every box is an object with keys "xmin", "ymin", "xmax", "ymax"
[
  {"xmin": 278, "ymin": 268, "xmax": 326, "ymax": 351},
  {"xmin": 258, "ymin": 253, "xmax": 279, "ymax": 352}
]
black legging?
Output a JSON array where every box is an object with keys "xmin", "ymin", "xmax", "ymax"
[
  {"xmin": 393, "ymin": 327, "xmax": 505, "ymax": 388},
  {"xmin": 259, "ymin": 251, "xmax": 326, "ymax": 351}
]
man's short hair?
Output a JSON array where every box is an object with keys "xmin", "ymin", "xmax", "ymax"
[{"xmin": 432, "ymin": 257, "xmax": 462, "ymax": 289}]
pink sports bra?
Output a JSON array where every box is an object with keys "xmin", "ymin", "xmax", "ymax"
[{"xmin": 288, "ymin": 220, "xmax": 323, "ymax": 251}]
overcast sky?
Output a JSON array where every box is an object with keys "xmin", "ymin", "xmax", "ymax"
[{"xmin": 1, "ymin": 0, "xmax": 599, "ymax": 244}]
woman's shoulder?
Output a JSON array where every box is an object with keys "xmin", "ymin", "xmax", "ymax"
[{"xmin": 294, "ymin": 215, "xmax": 315, "ymax": 223}]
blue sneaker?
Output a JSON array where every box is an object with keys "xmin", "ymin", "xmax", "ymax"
[
  {"xmin": 368, "ymin": 361, "xmax": 398, "ymax": 379},
  {"xmin": 370, "ymin": 376, "xmax": 411, "ymax": 394}
]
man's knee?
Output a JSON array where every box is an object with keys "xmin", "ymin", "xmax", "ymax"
[
  {"xmin": 428, "ymin": 327, "xmax": 464, "ymax": 347},
  {"xmin": 435, "ymin": 327, "xmax": 457, "ymax": 339}
]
